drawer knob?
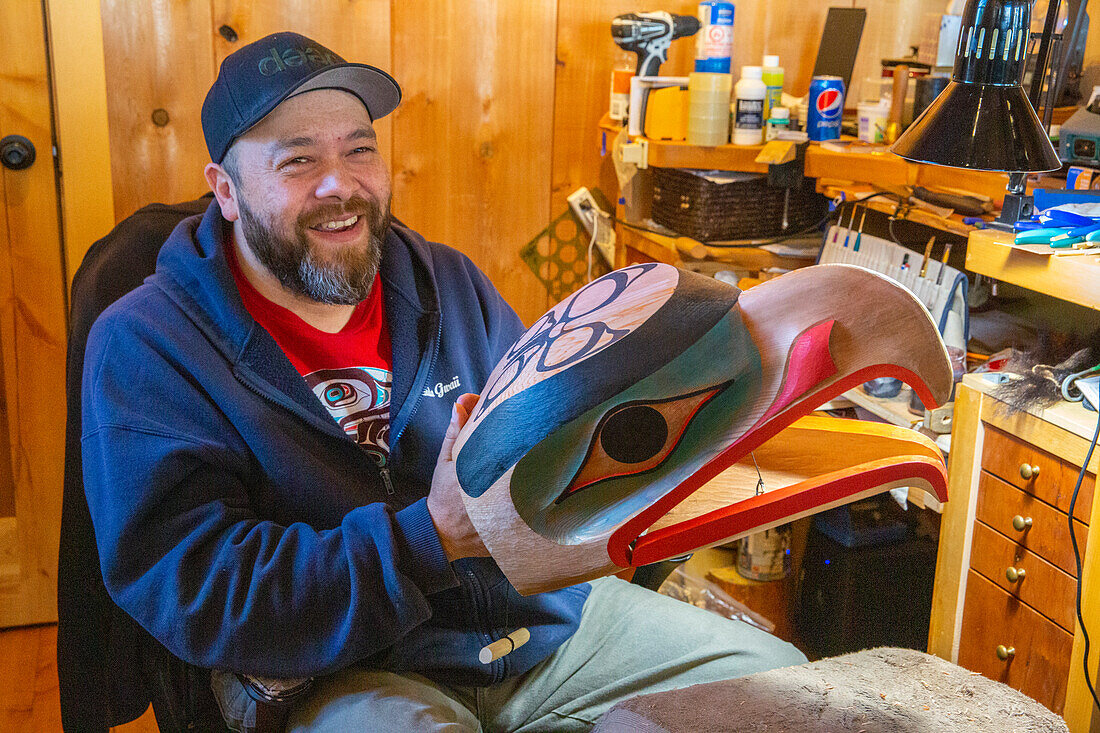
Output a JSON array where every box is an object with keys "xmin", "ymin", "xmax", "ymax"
[
  {"xmin": 996, "ymin": 645, "xmax": 1016, "ymax": 660},
  {"xmin": 1019, "ymin": 463, "xmax": 1040, "ymax": 480},
  {"xmin": 1012, "ymin": 515, "xmax": 1033, "ymax": 532},
  {"xmin": 1005, "ymin": 567, "xmax": 1026, "ymax": 583}
]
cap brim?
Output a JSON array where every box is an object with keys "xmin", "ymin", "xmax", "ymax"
[{"xmin": 289, "ymin": 63, "xmax": 402, "ymax": 122}]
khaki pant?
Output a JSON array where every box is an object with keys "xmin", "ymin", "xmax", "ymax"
[{"xmin": 215, "ymin": 576, "xmax": 806, "ymax": 732}]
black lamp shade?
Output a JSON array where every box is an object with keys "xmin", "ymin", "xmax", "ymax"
[{"xmin": 891, "ymin": 0, "xmax": 1060, "ymax": 172}]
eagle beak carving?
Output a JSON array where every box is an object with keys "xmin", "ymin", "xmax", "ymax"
[{"xmin": 455, "ymin": 263, "xmax": 951, "ymax": 595}]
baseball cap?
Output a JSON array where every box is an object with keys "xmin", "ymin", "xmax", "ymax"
[{"xmin": 201, "ymin": 31, "xmax": 401, "ymax": 163}]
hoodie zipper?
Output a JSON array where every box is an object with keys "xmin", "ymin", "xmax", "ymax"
[
  {"xmin": 390, "ymin": 314, "xmax": 443, "ymax": 451},
  {"xmin": 380, "ymin": 467, "xmax": 395, "ymax": 495}
]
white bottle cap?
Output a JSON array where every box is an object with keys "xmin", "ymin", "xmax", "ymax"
[
  {"xmin": 770, "ymin": 107, "xmax": 790, "ymax": 120},
  {"xmin": 742, "ymin": 66, "xmax": 763, "ymax": 80},
  {"xmin": 763, "ymin": 55, "xmax": 780, "ymax": 68}
]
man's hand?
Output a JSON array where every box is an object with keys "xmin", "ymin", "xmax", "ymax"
[{"xmin": 427, "ymin": 392, "xmax": 489, "ymax": 562}]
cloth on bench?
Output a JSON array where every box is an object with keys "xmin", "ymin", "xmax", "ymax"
[{"xmin": 593, "ymin": 647, "xmax": 1068, "ymax": 733}]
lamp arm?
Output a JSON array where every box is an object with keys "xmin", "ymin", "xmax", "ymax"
[{"xmin": 1028, "ymin": 0, "xmax": 1062, "ymax": 113}]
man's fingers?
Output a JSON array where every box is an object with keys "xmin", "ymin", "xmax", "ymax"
[{"xmin": 454, "ymin": 393, "xmax": 479, "ymax": 428}]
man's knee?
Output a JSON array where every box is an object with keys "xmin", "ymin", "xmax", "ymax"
[{"xmin": 286, "ymin": 668, "xmax": 479, "ymax": 732}]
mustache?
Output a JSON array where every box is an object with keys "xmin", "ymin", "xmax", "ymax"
[{"xmin": 299, "ymin": 196, "xmax": 379, "ymax": 230}]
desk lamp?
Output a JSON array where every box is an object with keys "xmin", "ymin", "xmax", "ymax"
[{"xmin": 891, "ymin": 0, "xmax": 1061, "ymax": 230}]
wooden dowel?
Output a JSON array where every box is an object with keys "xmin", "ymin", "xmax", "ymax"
[{"xmin": 478, "ymin": 627, "xmax": 531, "ymax": 664}]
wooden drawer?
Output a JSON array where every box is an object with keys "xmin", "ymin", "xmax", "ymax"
[
  {"xmin": 968, "ymin": 520, "xmax": 1078, "ymax": 632},
  {"xmin": 976, "ymin": 471, "xmax": 1088, "ymax": 577},
  {"xmin": 982, "ymin": 426, "xmax": 1094, "ymax": 523},
  {"xmin": 958, "ymin": 571, "xmax": 1074, "ymax": 714}
]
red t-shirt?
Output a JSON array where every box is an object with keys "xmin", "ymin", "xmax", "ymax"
[{"xmin": 227, "ymin": 244, "xmax": 394, "ymax": 467}]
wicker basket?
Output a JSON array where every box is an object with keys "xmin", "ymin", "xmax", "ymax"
[{"xmin": 651, "ymin": 167, "xmax": 828, "ymax": 242}]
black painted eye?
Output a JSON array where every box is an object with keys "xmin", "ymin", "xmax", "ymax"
[
  {"xmin": 555, "ymin": 381, "xmax": 732, "ymax": 505},
  {"xmin": 600, "ymin": 405, "xmax": 668, "ymax": 463}
]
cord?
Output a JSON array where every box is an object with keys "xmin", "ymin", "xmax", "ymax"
[
  {"xmin": 586, "ymin": 225, "xmax": 597, "ymax": 283},
  {"xmin": 611, "ymin": 191, "xmax": 885, "ymax": 247},
  {"xmin": 1071, "ymin": 405, "xmax": 1100, "ymax": 711}
]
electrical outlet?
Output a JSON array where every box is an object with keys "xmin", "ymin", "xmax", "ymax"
[
  {"xmin": 567, "ymin": 187, "xmax": 600, "ymax": 236},
  {"xmin": 567, "ymin": 187, "xmax": 616, "ymax": 267}
]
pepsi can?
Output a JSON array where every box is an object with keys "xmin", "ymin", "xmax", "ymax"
[{"xmin": 807, "ymin": 75, "xmax": 845, "ymax": 141}]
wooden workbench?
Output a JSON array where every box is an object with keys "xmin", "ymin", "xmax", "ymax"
[{"xmin": 966, "ymin": 228, "xmax": 1100, "ymax": 311}]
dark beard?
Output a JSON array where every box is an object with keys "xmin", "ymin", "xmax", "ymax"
[{"xmin": 238, "ymin": 194, "xmax": 390, "ymax": 305}]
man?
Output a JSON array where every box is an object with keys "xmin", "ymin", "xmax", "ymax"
[{"xmin": 81, "ymin": 31, "xmax": 804, "ymax": 731}]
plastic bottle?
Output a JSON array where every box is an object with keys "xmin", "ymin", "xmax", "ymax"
[
  {"xmin": 608, "ymin": 49, "xmax": 634, "ymax": 123},
  {"xmin": 765, "ymin": 106, "xmax": 790, "ymax": 141},
  {"xmin": 761, "ymin": 55, "xmax": 784, "ymax": 120},
  {"xmin": 732, "ymin": 66, "xmax": 766, "ymax": 146},
  {"xmin": 695, "ymin": 2, "xmax": 735, "ymax": 73},
  {"xmin": 687, "ymin": 72, "xmax": 733, "ymax": 146}
]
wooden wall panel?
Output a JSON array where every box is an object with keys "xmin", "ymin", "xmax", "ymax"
[
  {"xmin": 211, "ymin": 1, "xmax": 394, "ymax": 169},
  {"xmin": 0, "ymin": 0, "xmax": 68, "ymax": 625},
  {"xmin": 391, "ymin": 0, "xmax": 558, "ymax": 325},
  {"xmin": 100, "ymin": 0, "xmax": 215, "ymax": 221}
]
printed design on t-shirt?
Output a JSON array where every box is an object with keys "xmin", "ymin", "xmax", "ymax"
[{"xmin": 306, "ymin": 366, "xmax": 392, "ymax": 466}]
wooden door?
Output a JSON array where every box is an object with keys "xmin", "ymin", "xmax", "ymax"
[{"xmin": 0, "ymin": 1, "xmax": 69, "ymax": 627}]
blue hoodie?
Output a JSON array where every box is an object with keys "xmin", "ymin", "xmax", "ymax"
[{"xmin": 81, "ymin": 201, "xmax": 590, "ymax": 685}]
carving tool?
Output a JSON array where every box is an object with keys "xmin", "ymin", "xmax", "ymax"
[
  {"xmin": 479, "ymin": 627, "xmax": 530, "ymax": 663},
  {"xmin": 1042, "ymin": 209, "xmax": 1097, "ymax": 227},
  {"xmin": 840, "ymin": 206, "xmax": 857, "ymax": 248},
  {"xmin": 935, "ymin": 241, "xmax": 953, "ymax": 286},
  {"xmin": 830, "ymin": 205, "xmax": 843, "ymax": 244},
  {"xmin": 853, "ymin": 209, "xmax": 867, "ymax": 253},
  {"xmin": 1049, "ymin": 222, "xmax": 1100, "ymax": 247},
  {"xmin": 918, "ymin": 235, "xmax": 935, "ymax": 278},
  {"xmin": 1015, "ymin": 227, "xmax": 1074, "ymax": 245}
]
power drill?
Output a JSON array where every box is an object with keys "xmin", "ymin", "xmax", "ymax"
[{"xmin": 611, "ymin": 11, "xmax": 701, "ymax": 77}]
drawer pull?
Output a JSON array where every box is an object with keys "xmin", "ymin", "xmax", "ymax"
[
  {"xmin": 1005, "ymin": 567, "xmax": 1026, "ymax": 583},
  {"xmin": 1019, "ymin": 463, "xmax": 1040, "ymax": 480},
  {"xmin": 996, "ymin": 644, "xmax": 1016, "ymax": 660},
  {"xmin": 1011, "ymin": 515, "xmax": 1033, "ymax": 532}
]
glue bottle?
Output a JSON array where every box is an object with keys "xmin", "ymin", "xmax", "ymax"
[
  {"xmin": 732, "ymin": 65, "xmax": 766, "ymax": 146},
  {"xmin": 762, "ymin": 55, "xmax": 784, "ymax": 120}
]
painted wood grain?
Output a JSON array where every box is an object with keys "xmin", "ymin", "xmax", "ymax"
[
  {"xmin": 461, "ymin": 264, "xmax": 950, "ymax": 593},
  {"xmin": 100, "ymin": 0, "xmax": 215, "ymax": 221},
  {"xmin": 0, "ymin": 0, "xmax": 68, "ymax": 626}
]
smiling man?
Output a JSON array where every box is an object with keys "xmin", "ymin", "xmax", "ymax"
[{"xmin": 79, "ymin": 32, "xmax": 803, "ymax": 732}]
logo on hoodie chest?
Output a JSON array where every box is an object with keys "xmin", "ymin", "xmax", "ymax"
[{"xmin": 423, "ymin": 375, "xmax": 461, "ymax": 398}]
